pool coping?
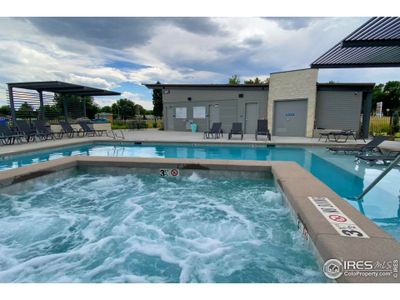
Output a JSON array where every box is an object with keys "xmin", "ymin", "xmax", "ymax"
[
  {"xmin": 0, "ymin": 137, "xmax": 365, "ymax": 158},
  {"xmin": 0, "ymin": 156, "xmax": 399, "ymax": 283}
]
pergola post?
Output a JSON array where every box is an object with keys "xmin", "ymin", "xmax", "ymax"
[
  {"xmin": 82, "ymin": 97, "xmax": 87, "ymax": 118},
  {"xmin": 362, "ymin": 92, "xmax": 372, "ymax": 139},
  {"xmin": 7, "ymin": 84, "xmax": 16, "ymax": 122},
  {"xmin": 38, "ymin": 90, "xmax": 45, "ymax": 121},
  {"xmin": 63, "ymin": 95, "xmax": 69, "ymax": 121}
]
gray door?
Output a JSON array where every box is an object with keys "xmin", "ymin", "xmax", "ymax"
[
  {"xmin": 209, "ymin": 105, "xmax": 220, "ymax": 129},
  {"xmin": 167, "ymin": 107, "xmax": 174, "ymax": 130},
  {"xmin": 273, "ymin": 99, "xmax": 307, "ymax": 137},
  {"xmin": 245, "ymin": 103, "xmax": 258, "ymax": 134}
]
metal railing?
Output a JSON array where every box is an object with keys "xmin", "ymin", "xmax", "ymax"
[{"xmin": 357, "ymin": 155, "xmax": 400, "ymax": 200}]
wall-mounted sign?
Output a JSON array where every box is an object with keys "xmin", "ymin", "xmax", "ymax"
[
  {"xmin": 163, "ymin": 89, "xmax": 170, "ymax": 94},
  {"xmin": 175, "ymin": 107, "xmax": 187, "ymax": 119},
  {"xmin": 285, "ymin": 112, "xmax": 295, "ymax": 117},
  {"xmin": 193, "ymin": 106, "xmax": 206, "ymax": 119}
]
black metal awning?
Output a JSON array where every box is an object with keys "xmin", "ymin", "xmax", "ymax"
[
  {"xmin": 6, "ymin": 81, "xmax": 120, "ymax": 121},
  {"xmin": 7, "ymin": 81, "xmax": 121, "ymax": 96},
  {"xmin": 311, "ymin": 17, "xmax": 400, "ymax": 68}
]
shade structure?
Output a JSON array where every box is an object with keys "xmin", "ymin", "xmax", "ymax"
[
  {"xmin": 311, "ymin": 17, "xmax": 400, "ymax": 68},
  {"xmin": 7, "ymin": 81, "xmax": 121, "ymax": 96},
  {"xmin": 7, "ymin": 81, "xmax": 120, "ymax": 121}
]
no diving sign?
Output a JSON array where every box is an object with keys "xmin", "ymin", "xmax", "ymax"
[{"xmin": 308, "ymin": 196, "xmax": 369, "ymax": 239}]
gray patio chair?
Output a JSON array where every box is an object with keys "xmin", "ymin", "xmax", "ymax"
[
  {"xmin": 59, "ymin": 120, "xmax": 83, "ymax": 138},
  {"xmin": 327, "ymin": 136, "xmax": 387, "ymax": 154},
  {"xmin": 228, "ymin": 122, "xmax": 243, "ymax": 140},
  {"xmin": 356, "ymin": 151, "xmax": 400, "ymax": 164},
  {"xmin": 78, "ymin": 121, "xmax": 106, "ymax": 136},
  {"xmin": 255, "ymin": 119, "xmax": 271, "ymax": 141},
  {"xmin": 34, "ymin": 120, "xmax": 63, "ymax": 140},
  {"xmin": 0, "ymin": 122, "xmax": 24, "ymax": 145},
  {"xmin": 15, "ymin": 120, "xmax": 41, "ymax": 142},
  {"xmin": 204, "ymin": 122, "xmax": 222, "ymax": 139}
]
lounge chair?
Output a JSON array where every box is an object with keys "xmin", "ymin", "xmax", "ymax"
[
  {"xmin": 0, "ymin": 122, "xmax": 24, "ymax": 145},
  {"xmin": 59, "ymin": 120, "xmax": 83, "ymax": 138},
  {"xmin": 319, "ymin": 129, "xmax": 365, "ymax": 143},
  {"xmin": 204, "ymin": 122, "xmax": 222, "ymax": 139},
  {"xmin": 34, "ymin": 120, "xmax": 63, "ymax": 140},
  {"xmin": 255, "ymin": 119, "xmax": 271, "ymax": 141},
  {"xmin": 78, "ymin": 121, "xmax": 106, "ymax": 136},
  {"xmin": 327, "ymin": 136, "xmax": 387, "ymax": 154},
  {"xmin": 356, "ymin": 151, "xmax": 400, "ymax": 164},
  {"xmin": 15, "ymin": 120, "xmax": 41, "ymax": 142},
  {"xmin": 228, "ymin": 122, "xmax": 243, "ymax": 140}
]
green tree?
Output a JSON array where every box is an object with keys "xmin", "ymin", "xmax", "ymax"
[
  {"xmin": 244, "ymin": 77, "xmax": 269, "ymax": 84},
  {"xmin": 135, "ymin": 104, "xmax": 146, "ymax": 117},
  {"xmin": 18, "ymin": 102, "xmax": 34, "ymax": 112},
  {"xmin": 372, "ymin": 81, "xmax": 400, "ymax": 115},
  {"xmin": 0, "ymin": 105, "xmax": 11, "ymax": 116},
  {"xmin": 111, "ymin": 98, "xmax": 136, "ymax": 120},
  {"xmin": 152, "ymin": 81, "xmax": 163, "ymax": 117},
  {"xmin": 383, "ymin": 81, "xmax": 400, "ymax": 112},
  {"xmin": 100, "ymin": 106, "xmax": 112, "ymax": 113},
  {"xmin": 54, "ymin": 94, "xmax": 99, "ymax": 119},
  {"xmin": 228, "ymin": 74, "xmax": 240, "ymax": 85},
  {"xmin": 43, "ymin": 104, "xmax": 62, "ymax": 120},
  {"xmin": 16, "ymin": 102, "xmax": 35, "ymax": 118},
  {"xmin": 372, "ymin": 83, "xmax": 385, "ymax": 112}
]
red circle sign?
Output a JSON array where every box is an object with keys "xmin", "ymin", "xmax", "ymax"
[
  {"xmin": 170, "ymin": 169, "xmax": 179, "ymax": 177},
  {"xmin": 329, "ymin": 214, "xmax": 347, "ymax": 222}
]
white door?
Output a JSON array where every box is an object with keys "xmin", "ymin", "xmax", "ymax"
[
  {"xmin": 167, "ymin": 107, "xmax": 174, "ymax": 130},
  {"xmin": 208, "ymin": 105, "xmax": 220, "ymax": 129},
  {"xmin": 245, "ymin": 103, "xmax": 258, "ymax": 134}
]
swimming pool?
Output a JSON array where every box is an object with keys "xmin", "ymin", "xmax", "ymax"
[
  {"xmin": 0, "ymin": 169, "xmax": 326, "ymax": 282},
  {"xmin": 0, "ymin": 142, "xmax": 399, "ymax": 240}
]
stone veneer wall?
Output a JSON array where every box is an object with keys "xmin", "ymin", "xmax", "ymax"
[{"xmin": 267, "ymin": 68, "xmax": 318, "ymax": 137}]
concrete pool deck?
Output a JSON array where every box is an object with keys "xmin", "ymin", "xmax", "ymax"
[
  {"xmin": 0, "ymin": 129, "xmax": 372, "ymax": 157},
  {"xmin": 0, "ymin": 156, "xmax": 399, "ymax": 283}
]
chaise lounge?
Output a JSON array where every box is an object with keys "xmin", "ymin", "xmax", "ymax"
[
  {"xmin": 59, "ymin": 120, "xmax": 83, "ymax": 138},
  {"xmin": 228, "ymin": 122, "xmax": 243, "ymax": 140},
  {"xmin": 327, "ymin": 136, "xmax": 387, "ymax": 154},
  {"xmin": 356, "ymin": 151, "xmax": 400, "ymax": 164},
  {"xmin": 78, "ymin": 121, "xmax": 107, "ymax": 137},
  {"xmin": 255, "ymin": 119, "xmax": 271, "ymax": 141},
  {"xmin": 34, "ymin": 120, "xmax": 62, "ymax": 140},
  {"xmin": 204, "ymin": 122, "xmax": 222, "ymax": 139},
  {"xmin": 15, "ymin": 120, "xmax": 41, "ymax": 142},
  {"xmin": 0, "ymin": 122, "xmax": 24, "ymax": 145}
]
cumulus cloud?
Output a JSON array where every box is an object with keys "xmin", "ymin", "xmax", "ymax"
[{"xmin": 1, "ymin": 16, "xmax": 396, "ymax": 109}]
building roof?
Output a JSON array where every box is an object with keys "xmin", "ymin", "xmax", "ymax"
[
  {"xmin": 317, "ymin": 82, "xmax": 375, "ymax": 91},
  {"xmin": 143, "ymin": 83, "xmax": 269, "ymax": 89},
  {"xmin": 7, "ymin": 81, "xmax": 121, "ymax": 96},
  {"xmin": 144, "ymin": 82, "xmax": 374, "ymax": 91},
  {"xmin": 311, "ymin": 17, "xmax": 400, "ymax": 68}
]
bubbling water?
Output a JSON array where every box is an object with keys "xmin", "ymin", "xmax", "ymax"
[{"xmin": 0, "ymin": 170, "xmax": 326, "ymax": 282}]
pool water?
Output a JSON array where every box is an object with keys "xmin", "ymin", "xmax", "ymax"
[
  {"xmin": 0, "ymin": 170, "xmax": 326, "ymax": 283},
  {"xmin": 1, "ymin": 143, "xmax": 399, "ymax": 240}
]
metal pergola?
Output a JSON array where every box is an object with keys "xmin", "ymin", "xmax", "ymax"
[
  {"xmin": 311, "ymin": 17, "xmax": 400, "ymax": 68},
  {"xmin": 310, "ymin": 17, "xmax": 400, "ymax": 202},
  {"xmin": 7, "ymin": 81, "xmax": 120, "ymax": 122}
]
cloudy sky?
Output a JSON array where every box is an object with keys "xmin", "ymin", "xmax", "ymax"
[{"xmin": 0, "ymin": 17, "xmax": 399, "ymax": 109}]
